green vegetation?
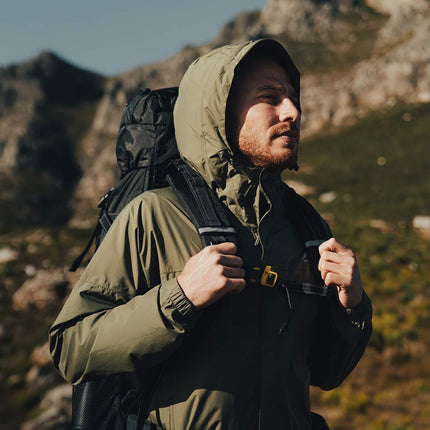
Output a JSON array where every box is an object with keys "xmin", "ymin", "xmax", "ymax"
[
  {"xmin": 284, "ymin": 103, "xmax": 430, "ymax": 429},
  {"xmin": 0, "ymin": 226, "xmax": 94, "ymax": 429},
  {"xmin": 294, "ymin": 103, "xmax": 430, "ymax": 222}
]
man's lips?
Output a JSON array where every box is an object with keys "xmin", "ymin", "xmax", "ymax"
[
  {"xmin": 276, "ymin": 131, "xmax": 298, "ymax": 139},
  {"xmin": 270, "ymin": 123, "xmax": 300, "ymax": 141},
  {"xmin": 272, "ymin": 131, "xmax": 299, "ymax": 144}
]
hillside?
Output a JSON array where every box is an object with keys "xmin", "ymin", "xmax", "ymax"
[
  {"xmin": 0, "ymin": 0, "xmax": 429, "ymax": 429},
  {"xmin": 0, "ymin": 52, "xmax": 105, "ymax": 229},
  {"xmin": 1, "ymin": 101, "xmax": 428, "ymax": 430},
  {"xmin": 295, "ymin": 102, "xmax": 430, "ymax": 429},
  {"xmin": 1, "ymin": 0, "xmax": 428, "ymax": 228},
  {"xmin": 69, "ymin": 0, "xmax": 429, "ymax": 221}
]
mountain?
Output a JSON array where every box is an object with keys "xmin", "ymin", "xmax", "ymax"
[
  {"xmin": 1, "ymin": 0, "xmax": 428, "ymax": 228},
  {"xmin": 0, "ymin": 52, "xmax": 105, "ymax": 228},
  {"xmin": 0, "ymin": 1, "xmax": 429, "ymax": 429},
  {"xmin": 69, "ymin": 0, "xmax": 429, "ymax": 225}
]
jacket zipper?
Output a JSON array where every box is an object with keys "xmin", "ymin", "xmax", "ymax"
[
  {"xmin": 256, "ymin": 170, "xmax": 272, "ymax": 262},
  {"xmin": 256, "ymin": 170, "xmax": 272, "ymax": 430}
]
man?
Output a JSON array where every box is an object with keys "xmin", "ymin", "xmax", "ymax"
[{"xmin": 50, "ymin": 39, "xmax": 372, "ymax": 429}]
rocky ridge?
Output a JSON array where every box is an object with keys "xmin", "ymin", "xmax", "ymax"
[
  {"xmin": 0, "ymin": 0, "xmax": 428, "ymax": 226},
  {"xmin": 0, "ymin": 52, "xmax": 104, "ymax": 227},
  {"xmin": 71, "ymin": 0, "xmax": 430, "ymax": 220}
]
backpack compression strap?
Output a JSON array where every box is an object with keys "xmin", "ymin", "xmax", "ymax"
[{"xmin": 167, "ymin": 160, "xmax": 237, "ymax": 248}]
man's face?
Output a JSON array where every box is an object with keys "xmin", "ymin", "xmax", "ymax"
[{"xmin": 227, "ymin": 56, "xmax": 301, "ymax": 169}]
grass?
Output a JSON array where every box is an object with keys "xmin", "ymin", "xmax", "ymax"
[
  {"xmin": 289, "ymin": 103, "xmax": 430, "ymax": 223},
  {"xmin": 0, "ymin": 226, "xmax": 93, "ymax": 428},
  {"xmin": 283, "ymin": 102, "xmax": 430, "ymax": 429}
]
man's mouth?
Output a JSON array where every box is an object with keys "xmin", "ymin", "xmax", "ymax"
[
  {"xmin": 277, "ymin": 131, "xmax": 298, "ymax": 139},
  {"xmin": 270, "ymin": 123, "xmax": 300, "ymax": 142},
  {"xmin": 272, "ymin": 131, "xmax": 299, "ymax": 145}
]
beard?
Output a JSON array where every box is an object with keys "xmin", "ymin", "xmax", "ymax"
[{"xmin": 236, "ymin": 122, "xmax": 299, "ymax": 170}]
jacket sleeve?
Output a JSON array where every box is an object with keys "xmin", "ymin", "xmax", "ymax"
[
  {"xmin": 49, "ymin": 195, "xmax": 201, "ymax": 384},
  {"xmin": 308, "ymin": 290, "xmax": 372, "ymax": 390}
]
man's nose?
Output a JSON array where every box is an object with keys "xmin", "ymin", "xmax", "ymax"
[{"xmin": 278, "ymin": 98, "xmax": 300, "ymax": 123}]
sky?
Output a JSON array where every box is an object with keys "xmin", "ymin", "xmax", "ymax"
[{"xmin": 1, "ymin": 0, "xmax": 267, "ymax": 77}]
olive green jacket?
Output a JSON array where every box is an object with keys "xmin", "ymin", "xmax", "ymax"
[{"xmin": 49, "ymin": 40, "xmax": 372, "ymax": 430}]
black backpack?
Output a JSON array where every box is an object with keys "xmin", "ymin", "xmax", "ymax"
[
  {"xmin": 70, "ymin": 87, "xmax": 237, "ymax": 430},
  {"xmin": 71, "ymin": 87, "xmax": 236, "ymax": 271}
]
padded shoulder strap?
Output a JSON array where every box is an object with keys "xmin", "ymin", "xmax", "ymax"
[
  {"xmin": 283, "ymin": 186, "xmax": 332, "ymax": 285},
  {"xmin": 167, "ymin": 160, "xmax": 236, "ymax": 248}
]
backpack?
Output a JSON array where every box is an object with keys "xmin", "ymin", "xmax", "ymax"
[
  {"xmin": 70, "ymin": 87, "xmax": 237, "ymax": 430},
  {"xmin": 71, "ymin": 87, "xmax": 236, "ymax": 271}
]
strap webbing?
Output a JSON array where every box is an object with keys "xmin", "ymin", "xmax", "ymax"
[
  {"xmin": 282, "ymin": 187, "xmax": 332, "ymax": 286},
  {"xmin": 167, "ymin": 160, "xmax": 236, "ymax": 247},
  {"xmin": 69, "ymin": 223, "xmax": 101, "ymax": 272}
]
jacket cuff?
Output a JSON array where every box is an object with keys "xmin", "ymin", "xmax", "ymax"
[
  {"xmin": 327, "ymin": 290, "xmax": 372, "ymax": 340},
  {"xmin": 344, "ymin": 291, "xmax": 373, "ymax": 331},
  {"xmin": 159, "ymin": 278, "xmax": 201, "ymax": 330}
]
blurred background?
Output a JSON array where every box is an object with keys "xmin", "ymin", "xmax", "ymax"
[{"xmin": 0, "ymin": 0, "xmax": 429, "ymax": 429}]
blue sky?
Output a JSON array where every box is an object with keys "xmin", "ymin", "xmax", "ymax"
[{"xmin": 1, "ymin": 0, "xmax": 267, "ymax": 76}]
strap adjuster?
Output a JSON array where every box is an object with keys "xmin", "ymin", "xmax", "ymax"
[{"xmin": 251, "ymin": 265, "xmax": 278, "ymax": 287}]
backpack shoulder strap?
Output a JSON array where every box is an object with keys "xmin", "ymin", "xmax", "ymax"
[
  {"xmin": 167, "ymin": 160, "xmax": 236, "ymax": 248},
  {"xmin": 283, "ymin": 185, "xmax": 332, "ymax": 285}
]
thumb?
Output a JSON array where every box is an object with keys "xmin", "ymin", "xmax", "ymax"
[
  {"xmin": 319, "ymin": 238, "xmax": 347, "ymax": 255},
  {"xmin": 211, "ymin": 241, "xmax": 237, "ymax": 255}
]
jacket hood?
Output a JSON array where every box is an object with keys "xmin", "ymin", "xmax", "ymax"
[{"xmin": 173, "ymin": 39, "xmax": 300, "ymax": 227}]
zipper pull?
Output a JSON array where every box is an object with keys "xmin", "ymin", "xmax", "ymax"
[{"xmin": 218, "ymin": 150, "xmax": 234, "ymax": 166}]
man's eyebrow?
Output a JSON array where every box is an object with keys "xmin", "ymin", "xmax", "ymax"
[
  {"xmin": 256, "ymin": 84, "xmax": 297, "ymax": 97},
  {"xmin": 256, "ymin": 84, "xmax": 283, "ymax": 91}
]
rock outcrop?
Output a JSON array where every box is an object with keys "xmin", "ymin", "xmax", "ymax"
[
  {"xmin": 21, "ymin": 384, "xmax": 72, "ymax": 430},
  {"xmin": 0, "ymin": 0, "xmax": 428, "ymax": 225},
  {"xmin": 0, "ymin": 52, "xmax": 104, "ymax": 227},
  {"xmin": 12, "ymin": 268, "xmax": 79, "ymax": 312},
  {"xmin": 69, "ymin": 0, "xmax": 429, "ymax": 219}
]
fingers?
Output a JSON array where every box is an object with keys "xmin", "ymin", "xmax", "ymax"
[
  {"xmin": 228, "ymin": 277, "xmax": 247, "ymax": 294},
  {"xmin": 318, "ymin": 251, "xmax": 356, "ymax": 274},
  {"xmin": 319, "ymin": 237, "xmax": 348, "ymax": 255},
  {"xmin": 177, "ymin": 242, "xmax": 245, "ymax": 308},
  {"xmin": 317, "ymin": 238, "xmax": 364, "ymax": 308},
  {"xmin": 207, "ymin": 242, "xmax": 243, "ymax": 268},
  {"xmin": 218, "ymin": 253, "xmax": 243, "ymax": 268},
  {"xmin": 212, "ymin": 241, "xmax": 238, "ymax": 255},
  {"xmin": 318, "ymin": 238, "xmax": 356, "ymax": 274},
  {"xmin": 320, "ymin": 269, "xmax": 349, "ymax": 288},
  {"xmin": 220, "ymin": 265, "xmax": 246, "ymax": 279}
]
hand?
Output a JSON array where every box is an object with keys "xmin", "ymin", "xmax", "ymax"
[
  {"xmin": 318, "ymin": 238, "xmax": 363, "ymax": 309},
  {"xmin": 177, "ymin": 242, "xmax": 246, "ymax": 308}
]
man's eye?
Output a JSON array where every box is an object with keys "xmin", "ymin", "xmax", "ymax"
[{"xmin": 260, "ymin": 95, "xmax": 277, "ymax": 102}]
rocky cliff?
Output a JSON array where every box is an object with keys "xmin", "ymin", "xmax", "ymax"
[
  {"xmin": 0, "ymin": 52, "xmax": 104, "ymax": 228},
  {"xmin": 0, "ymin": 0, "xmax": 428, "ymax": 227},
  {"xmin": 72, "ymin": 0, "xmax": 430, "ymax": 223}
]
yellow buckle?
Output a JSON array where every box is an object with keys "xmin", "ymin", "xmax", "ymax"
[{"xmin": 257, "ymin": 265, "xmax": 278, "ymax": 287}]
